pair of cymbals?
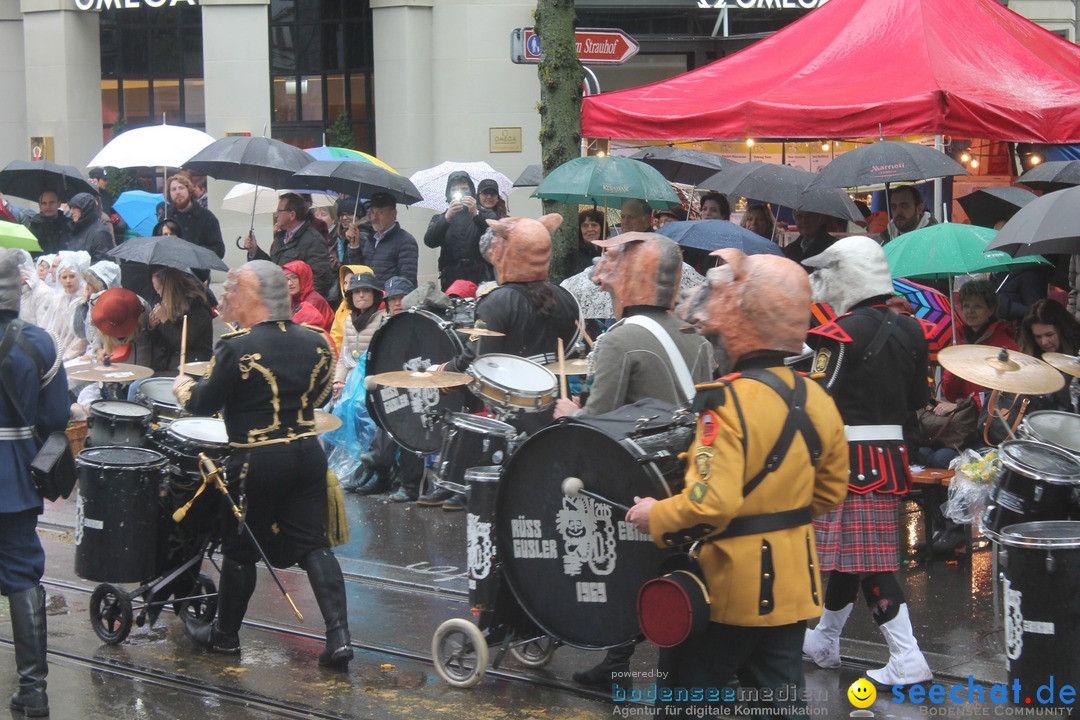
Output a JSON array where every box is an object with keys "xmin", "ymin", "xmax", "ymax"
[
  {"xmin": 938, "ymin": 345, "xmax": 1065, "ymax": 395},
  {"xmin": 368, "ymin": 370, "xmax": 471, "ymax": 389},
  {"xmin": 544, "ymin": 358, "xmax": 590, "ymax": 376},
  {"xmin": 68, "ymin": 363, "xmax": 154, "ymax": 383},
  {"xmin": 313, "ymin": 410, "xmax": 342, "ymax": 434},
  {"xmin": 1043, "ymin": 352, "xmax": 1080, "ymax": 380},
  {"xmin": 183, "ymin": 361, "xmax": 213, "ymax": 377}
]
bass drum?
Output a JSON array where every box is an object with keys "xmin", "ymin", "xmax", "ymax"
[
  {"xmin": 366, "ymin": 309, "xmax": 466, "ymax": 454},
  {"xmin": 495, "ymin": 401, "xmax": 694, "ymax": 649}
]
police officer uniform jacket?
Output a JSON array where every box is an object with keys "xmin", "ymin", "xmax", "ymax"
[{"xmin": 648, "ymin": 356, "xmax": 849, "ymax": 627}]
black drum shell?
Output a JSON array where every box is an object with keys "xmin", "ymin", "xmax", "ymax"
[
  {"xmin": 86, "ymin": 400, "xmax": 151, "ymax": 448},
  {"xmin": 981, "ymin": 440, "xmax": 1080, "ymax": 539},
  {"xmin": 495, "ymin": 408, "xmax": 693, "ymax": 649},
  {"xmin": 434, "ymin": 413, "xmax": 515, "ymax": 494},
  {"xmin": 74, "ymin": 446, "xmax": 170, "ymax": 583},
  {"xmin": 997, "ymin": 521, "xmax": 1080, "ymax": 707},
  {"xmin": 366, "ymin": 308, "xmax": 466, "ymax": 454},
  {"xmin": 465, "ymin": 466, "xmax": 502, "ymax": 630}
]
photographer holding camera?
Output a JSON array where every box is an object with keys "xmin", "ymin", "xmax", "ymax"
[{"xmin": 423, "ymin": 171, "xmax": 495, "ymax": 290}]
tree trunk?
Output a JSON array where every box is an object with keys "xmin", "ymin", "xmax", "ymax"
[{"xmin": 536, "ymin": 0, "xmax": 584, "ymax": 283}]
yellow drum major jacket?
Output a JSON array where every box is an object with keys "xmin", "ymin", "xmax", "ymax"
[{"xmin": 649, "ymin": 362, "xmax": 849, "ymax": 626}]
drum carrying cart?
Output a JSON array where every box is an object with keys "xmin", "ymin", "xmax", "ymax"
[
  {"xmin": 74, "ymin": 418, "xmax": 232, "ymax": 644},
  {"xmin": 430, "ymin": 402, "xmax": 694, "ymax": 687}
]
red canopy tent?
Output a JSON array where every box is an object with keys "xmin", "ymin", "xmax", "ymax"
[{"xmin": 581, "ymin": 0, "xmax": 1080, "ymax": 143}]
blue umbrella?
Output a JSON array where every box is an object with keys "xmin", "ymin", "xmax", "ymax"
[
  {"xmin": 113, "ymin": 190, "xmax": 164, "ymax": 237},
  {"xmin": 657, "ymin": 220, "xmax": 784, "ymax": 256}
]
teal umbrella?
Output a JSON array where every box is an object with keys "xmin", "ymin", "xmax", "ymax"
[
  {"xmin": 0, "ymin": 220, "xmax": 42, "ymax": 252},
  {"xmin": 883, "ymin": 223, "xmax": 1050, "ymax": 280},
  {"xmin": 532, "ymin": 155, "xmax": 681, "ymax": 209}
]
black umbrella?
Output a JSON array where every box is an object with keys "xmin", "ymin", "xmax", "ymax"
[
  {"xmin": 806, "ymin": 141, "xmax": 968, "ymax": 189},
  {"xmin": 513, "ymin": 164, "xmax": 544, "ymax": 188},
  {"xmin": 700, "ymin": 162, "xmax": 863, "ymax": 222},
  {"xmin": 290, "ymin": 160, "xmax": 422, "ymax": 206},
  {"xmin": 107, "ymin": 235, "xmax": 230, "ymax": 272},
  {"xmin": 956, "ymin": 186, "xmax": 1037, "ymax": 228},
  {"xmin": 0, "ymin": 160, "xmax": 96, "ymax": 203},
  {"xmin": 656, "ymin": 220, "xmax": 783, "ymax": 255},
  {"xmin": 628, "ymin": 147, "xmax": 737, "ymax": 185},
  {"xmin": 984, "ymin": 186, "xmax": 1080, "ymax": 257},
  {"xmin": 183, "ymin": 136, "xmax": 314, "ymax": 189},
  {"xmin": 1016, "ymin": 160, "xmax": 1080, "ymax": 193}
]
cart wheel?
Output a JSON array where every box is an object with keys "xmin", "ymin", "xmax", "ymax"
[
  {"xmin": 175, "ymin": 573, "xmax": 218, "ymax": 624},
  {"xmin": 90, "ymin": 584, "xmax": 133, "ymax": 645},
  {"xmin": 431, "ymin": 618, "xmax": 489, "ymax": 688},
  {"xmin": 509, "ymin": 635, "xmax": 557, "ymax": 668}
]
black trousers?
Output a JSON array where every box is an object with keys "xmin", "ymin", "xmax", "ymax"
[
  {"xmin": 656, "ymin": 621, "xmax": 807, "ymax": 719},
  {"xmin": 223, "ymin": 437, "xmax": 329, "ymax": 568}
]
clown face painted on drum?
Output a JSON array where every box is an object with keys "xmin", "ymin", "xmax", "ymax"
[
  {"xmin": 804, "ymin": 236, "xmax": 894, "ymax": 315},
  {"xmin": 694, "ymin": 249, "xmax": 810, "ymax": 368},
  {"xmin": 592, "ymin": 232, "xmax": 683, "ymax": 319},
  {"xmin": 485, "ymin": 214, "xmax": 562, "ymax": 284}
]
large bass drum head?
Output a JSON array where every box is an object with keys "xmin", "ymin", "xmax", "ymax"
[
  {"xmin": 496, "ymin": 421, "xmax": 673, "ymax": 649},
  {"xmin": 366, "ymin": 309, "xmax": 465, "ymax": 453}
]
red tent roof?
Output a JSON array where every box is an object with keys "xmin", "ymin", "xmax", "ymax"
[{"xmin": 581, "ymin": 0, "xmax": 1080, "ymax": 143}]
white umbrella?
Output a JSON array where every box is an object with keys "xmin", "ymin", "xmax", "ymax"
[
  {"xmin": 408, "ymin": 161, "xmax": 513, "ymax": 212},
  {"xmin": 220, "ymin": 183, "xmax": 337, "ymax": 215},
  {"xmin": 86, "ymin": 123, "xmax": 216, "ymax": 169}
]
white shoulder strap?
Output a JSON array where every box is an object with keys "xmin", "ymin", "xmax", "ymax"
[{"xmin": 622, "ymin": 314, "xmax": 696, "ymax": 401}]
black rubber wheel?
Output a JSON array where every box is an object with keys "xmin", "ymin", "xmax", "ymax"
[
  {"xmin": 174, "ymin": 572, "xmax": 218, "ymax": 624},
  {"xmin": 432, "ymin": 618, "xmax": 488, "ymax": 688},
  {"xmin": 90, "ymin": 583, "xmax": 133, "ymax": 645}
]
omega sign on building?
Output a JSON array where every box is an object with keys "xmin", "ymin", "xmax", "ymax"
[
  {"xmin": 74, "ymin": 0, "xmax": 196, "ymax": 8},
  {"xmin": 696, "ymin": 0, "xmax": 830, "ymax": 8}
]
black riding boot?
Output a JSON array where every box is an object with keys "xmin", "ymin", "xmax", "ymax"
[
  {"xmin": 183, "ymin": 558, "xmax": 256, "ymax": 654},
  {"xmin": 572, "ymin": 642, "xmax": 636, "ymax": 688},
  {"xmin": 8, "ymin": 585, "xmax": 49, "ymax": 717},
  {"xmin": 300, "ymin": 548, "xmax": 354, "ymax": 669}
]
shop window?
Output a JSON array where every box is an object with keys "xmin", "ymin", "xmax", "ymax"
[
  {"xmin": 326, "ymin": 74, "xmax": 346, "ymax": 120},
  {"xmin": 272, "ymin": 25, "xmax": 297, "ymax": 73},
  {"xmin": 321, "ymin": 24, "xmax": 345, "ymax": 73},
  {"xmin": 184, "ymin": 79, "xmax": 205, "ymax": 125},
  {"xmin": 300, "ymin": 75, "xmax": 323, "ymax": 122},
  {"xmin": 124, "ymin": 80, "xmax": 151, "ymax": 125},
  {"xmin": 153, "ymin": 80, "xmax": 182, "ymax": 124},
  {"xmin": 272, "ymin": 77, "xmax": 299, "ymax": 123},
  {"xmin": 349, "ymin": 74, "xmax": 368, "ymax": 120},
  {"xmin": 102, "ymin": 80, "xmax": 120, "ymax": 127},
  {"xmin": 296, "ymin": 23, "xmax": 323, "ymax": 74}
]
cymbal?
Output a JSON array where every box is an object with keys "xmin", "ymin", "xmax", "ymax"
[
  {"xmin": 1043, "ymin": 352, "xmax": 1080, "ymax": 379},
  {"xmin": 544, "ymin": 358, "xmax": 590, "ymax": 375},
  {"xmin": 68, "ymin": 363, "xmax": 154, "ymax": 383},
  {"xmin": 183, "ymin": 361, "xmax": 212, "ymax": 377},
  {"xmin": 314, "ymin": 410, "xmax": 342, "ymax": 434},
  {"xmin": 938, "ymin": 345, "xmax": 1065, "ymax": 395},
  {"xmin": 367, "ymin": 370, "xmax": 472, "ymax": 389},
  {"xmin": 455, "ymin": 327, "xmax": 506, "ymax": 338}
]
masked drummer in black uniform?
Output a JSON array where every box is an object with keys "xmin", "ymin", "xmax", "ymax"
[
  {"xmin": 423, "ymin": 215, "xmax": 580, "ymax": 508},
  {"xmin": 172, "ymin": 259, "xmax": 352, "ymax": 669}
]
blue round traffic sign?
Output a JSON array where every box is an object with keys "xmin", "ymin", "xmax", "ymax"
[{"xmin": 526, "ymin": 33, "xmax": 541, "ymax": 56}]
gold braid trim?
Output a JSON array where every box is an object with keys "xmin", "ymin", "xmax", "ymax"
[{"xmin": 238, "ymin": 352, "xmax": 281, "ymax": 442}]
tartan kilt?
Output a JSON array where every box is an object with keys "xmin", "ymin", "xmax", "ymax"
[{"xmin": 814, "ymin": 492, "xmax": 900, "ymax": 573}]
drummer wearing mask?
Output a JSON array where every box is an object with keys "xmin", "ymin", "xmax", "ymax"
[
  {"xmin": 558, "ymin": 232, "xmax": 713, "ymax": 689},
  {"xmin": 429, "ymin": 215, "xmax": 579, "ymax": 507},
  {"xmin": 171, "ymin": 259, "xmax": 353, "ymax": 670},
  {"xmin": 626, "ymin": 250, "xmax": 849, "ymax": 718}
]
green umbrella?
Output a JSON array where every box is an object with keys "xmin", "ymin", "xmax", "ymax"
[
  {"xmin": 0, "ymin": 220, "xmax": 42, "ymax": 252},
  {"xmin": 532, "ymin": 155, "xmax": 682, "ymax": 209},
  {"xmin": 883, "ymin": 223, "xmax": 1049, "ymax": 280}
]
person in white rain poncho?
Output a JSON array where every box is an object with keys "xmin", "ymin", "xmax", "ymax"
[
  {"xmin": 12, "ymin": 250, "xmax": 56, "ymax": 328},
  {"xmin": 42, "ymin": 252, "xmax": 90, "ymax": 360}
]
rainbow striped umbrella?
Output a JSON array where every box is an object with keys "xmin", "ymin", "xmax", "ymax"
[{"xmin": 304, "ymin": 146, "xmax": 397, "ymax": 173}]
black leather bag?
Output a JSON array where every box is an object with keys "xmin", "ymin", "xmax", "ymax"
[{"xmin": 30, "ymin": 431, "xmax": 77, "ymax": 502}]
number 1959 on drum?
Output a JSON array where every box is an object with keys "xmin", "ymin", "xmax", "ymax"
[{"xmin": 576, "ymin": 581, "xmax": 608, "ymax": 603}]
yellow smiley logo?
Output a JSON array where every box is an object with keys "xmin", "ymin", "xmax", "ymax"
[{"xmin": 847, "ymin": 678, "xmax": 876, "ymax": 709}]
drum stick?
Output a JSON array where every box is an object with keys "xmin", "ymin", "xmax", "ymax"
[
  {"xmin": 575, "ymin": 320, "xmax": 594, "ymax": 349},
  {"xmin": 557, "ymin": 338, "xmax": 568, "ymax": 400},
  {"xmin": 562, "ymin": 477, "xmax": 631, "ymax": 514},
  {"xmin": 198, "ymin": 454, "xmax": 305, "ymax": 623},
  {"xmin": 179, "ymin": 314, "xmax": 188, "ymax": 376}
]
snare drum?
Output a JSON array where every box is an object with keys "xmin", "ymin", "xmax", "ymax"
[
  {"xmin": 149, "ymin": 417, "xmax": 229, "ymax": 480},
  {"xmin": 981, "ymin": 440, "xmax": 1080, "ymax": 541},
  {"xmin": 136, "ymin": 377, "xmax": 185, "ymax": 423},
  {"xmin": 366, "ymin": 308, "xmax": 467, "ymax": 454},
  {"xmin": 468, "ymin": 354, "xmax": 558, "ymax": 414},
  {"xmin": 87, "ymin": 400, "xmax": 152, "ymax": 448},
  {"xmin": 433, "ymin": 414, "xmax": 516, "ymax": 494},
  {"xmin": 1020, "ymin": 411, "xmax": 1080, "ymax": 458}
]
